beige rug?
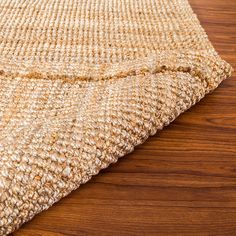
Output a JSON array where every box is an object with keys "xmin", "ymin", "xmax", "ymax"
[{"xmin": 0, "ymin": 0, "xmax": 232, "ymax": 234}]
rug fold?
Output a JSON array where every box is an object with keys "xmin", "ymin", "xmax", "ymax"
[{"xmin": 0, "ymin": 0, "xmax": 233, "ymax": 234}]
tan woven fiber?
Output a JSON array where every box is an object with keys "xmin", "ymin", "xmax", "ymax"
[{"xmin": 0, "ymin": 0, "xmax": 233, "ymax": 234}]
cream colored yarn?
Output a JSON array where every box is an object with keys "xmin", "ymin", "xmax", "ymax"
[{"xmin": 0, "ymin": 0, "xmax": 232, "ymax": 234}]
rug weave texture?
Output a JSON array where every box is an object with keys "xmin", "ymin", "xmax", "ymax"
[{"xmin": 0, "ymin": 0, "xmax": 233, "ymax": 234}]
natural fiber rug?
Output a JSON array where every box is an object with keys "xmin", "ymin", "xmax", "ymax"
[{"xmin": 0, "ymin": 0, "xmax": 233, "ymax": 234}]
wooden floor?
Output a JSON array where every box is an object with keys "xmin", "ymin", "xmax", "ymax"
[{"xmin": 12, "ymin": 0, "xmax": 236, "ymax": 235}]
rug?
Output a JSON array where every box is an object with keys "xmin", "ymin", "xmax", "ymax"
[{"xmin": 0, "ymin": 0, "xmax": 233, "ymax": 234}]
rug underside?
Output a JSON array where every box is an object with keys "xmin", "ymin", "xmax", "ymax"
[{"xmin": 0, "ymin": 0, "xmax": 233, "ymax": 234}]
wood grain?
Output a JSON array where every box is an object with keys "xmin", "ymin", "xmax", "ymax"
[{"xmin": 11, "ymin": 0, "xmax": 236, "ymax": 235}]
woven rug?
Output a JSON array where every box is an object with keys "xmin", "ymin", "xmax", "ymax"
[{"xmin": 0, "ymin": 0, "xmax": 232, "ymax": 234}]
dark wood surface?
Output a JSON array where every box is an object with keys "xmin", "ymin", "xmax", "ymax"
[{"xmin": 12, "ymin": 0, "xmax": 236, "ymax": 235}]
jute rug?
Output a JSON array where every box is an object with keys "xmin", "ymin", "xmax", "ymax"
[{"xmin": 0, "ymin": 0, "xmax": 233, "ymax": 234}]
